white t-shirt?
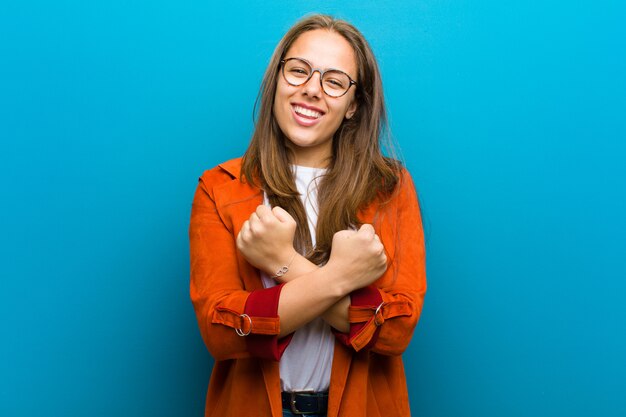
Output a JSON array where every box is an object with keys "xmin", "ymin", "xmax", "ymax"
[{"xmin": 261, "ymin": 165, "xmax": 334, "ymax": 392}]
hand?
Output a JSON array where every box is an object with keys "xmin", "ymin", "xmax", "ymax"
[
  {"xmin": 236, "ymin": 205, "xmax": 298, "ymax": 274},
  {"xmin": 325, "ymin": 224, "xmax": 387, "ymax": 293}
]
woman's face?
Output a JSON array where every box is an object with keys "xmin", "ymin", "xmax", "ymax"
[{"xmin": 273, "ymin": 29, "xmax": 358, "ymax": 168}]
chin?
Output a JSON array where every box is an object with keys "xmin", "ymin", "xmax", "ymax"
[{"xmin": 287, "ymin": 135, "xmax": 328, "ymax": 149}]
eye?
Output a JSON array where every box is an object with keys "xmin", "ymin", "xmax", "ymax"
[
  {"xmin": 323, "ymin": 71, "xmax": 349, "ymax": 90},
  {"xmin": 289, "ymin": 67, "xmax": 309, "ymax": 76},
  {"xmin": 284, "ymin": 59, "xmax": 311, "ymax": 79},
  {"xmin": 325, "ymin": 78, "xmax": 345, "ymax": 88}
]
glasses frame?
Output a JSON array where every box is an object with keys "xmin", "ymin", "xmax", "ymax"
[{"xmin": 280, "ymin": 57, "xmax": 357, "ymax": 98}]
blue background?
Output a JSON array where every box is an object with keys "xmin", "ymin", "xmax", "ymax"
[{"xmin": 1, "ymin": 1, "xmax": 624, "ymax": 416}]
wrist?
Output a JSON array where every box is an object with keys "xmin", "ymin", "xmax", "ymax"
[
  {"xmin": 319, "ymin": 262, "xmax": 352, "ymax": 298},
  {"xmin": 275, "ymin": 252, "xmax": 319, "ymax": 283},
  {"xmin": 268, "ymin": 248, "xmax": 298, "ymax": 279}
]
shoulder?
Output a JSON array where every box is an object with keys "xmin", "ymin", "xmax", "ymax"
[
  {"xmin": 382, "ymin": 166, "xmax": 419, "ymax": 212},
  {"xmin": 194, "ymin": 157, "xmax": 261, "ymax": 206},
  {"xmin": 397, "ymin": 167, "xmax": 416, "ymax": 193},
  {"xmin": 382, "ymin": 164, "xmax": 416, "ymax": 203},
  {"xmin": 198, "ymin": 157, "xmax": 244, "ymax": 187},
  {"xmin": 376, "ymin": 158, "xmax": 415, "ymax": 198}
]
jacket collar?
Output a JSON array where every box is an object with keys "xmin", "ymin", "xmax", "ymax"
[
  {"xmin": 212, "ymin": 156, "xmax": 379, "ymax": 232},
  {"xmin": 219, "ymin": 157, "xmax": 244, "ymax": 178},
  {"xmin": 212, "ymin": 158, "xmax": 262, "ymax": 210}
]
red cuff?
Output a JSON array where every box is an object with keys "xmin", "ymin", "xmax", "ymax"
[
  {"xmin": 244, "ymin": 283, "xmax": 293, "ymax": 360},
  {"xmin": 333, "ymin": 285, "xmax": 383, "ymax": 350}
]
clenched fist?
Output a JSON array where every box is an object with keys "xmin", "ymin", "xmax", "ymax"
[
  {"xmin": 236, "ymin": 205, "xmax": 298, "ymax": 275},
  {"xmin": 325, "ymin": 224, "xmax": 388, "ymax": 293}
]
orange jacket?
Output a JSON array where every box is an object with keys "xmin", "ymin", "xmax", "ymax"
[{"xmin": 189, "ymin": 158, "xmax": 426, "ymax": 417}]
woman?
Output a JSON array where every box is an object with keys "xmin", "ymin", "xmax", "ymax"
[{"xmin": 190, "ymin": 14, "xmax": 426, "ymax": 417}]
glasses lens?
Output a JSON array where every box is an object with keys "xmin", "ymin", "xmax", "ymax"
[
  {"xmin": 282, "ymin": 58, "xmax": 352, "ymax": 97},
  {"xmin": 321, "ymin": 70, "xmax": 351, "ymax": 97},
  {"xmin": 283, "ymin": 59, "xmax": 311, "ymax": 86}
]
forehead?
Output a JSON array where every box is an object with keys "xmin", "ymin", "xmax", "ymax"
[{"xmin": 285, "ymin": 29, "xmax": 357, "ymax": 76}]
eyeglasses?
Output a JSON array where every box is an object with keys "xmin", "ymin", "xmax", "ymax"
[{"xmin": 280, "ymin": 57, "xmax": 357, "ymax": 98}]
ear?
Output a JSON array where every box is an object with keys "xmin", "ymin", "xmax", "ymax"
[{"xmin": 345, "ymin": 99, "xmax": 358, "ymax": 120}]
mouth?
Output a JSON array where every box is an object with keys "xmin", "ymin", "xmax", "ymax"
[{"xmin": 292, "ymin": 104, "xmax": 324, "ymax": 120}]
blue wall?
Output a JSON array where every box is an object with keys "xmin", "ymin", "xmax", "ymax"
[{"xmin": 1, "ymin": 1, "xmax": 624, "ymax": 416}]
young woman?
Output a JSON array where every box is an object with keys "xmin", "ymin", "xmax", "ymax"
[{"xmin": 190, "ymin": 14, "xmax": 426, "ymax": 417}]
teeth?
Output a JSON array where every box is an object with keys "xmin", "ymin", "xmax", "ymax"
[{"xmin": 293, "ymin": 105, "xmax": 322, "ymax": 119}]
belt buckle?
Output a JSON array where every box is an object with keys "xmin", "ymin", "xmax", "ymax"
[{"xmin": 289, "ymin": 391, "xmax": 317, "ymax": 415}]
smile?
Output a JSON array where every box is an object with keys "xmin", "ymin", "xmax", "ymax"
[{"xmin": 293, "ymin": 104, "xmax": 323, "ymax": 119}]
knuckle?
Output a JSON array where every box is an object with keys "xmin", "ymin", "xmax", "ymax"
[
  {"xmin": 249, "ymin": 223, "xmax": 261, "ymax": 235},
  {"xmin": 256, "ymin": 206, "xmax": 269, "ymax": 219}
]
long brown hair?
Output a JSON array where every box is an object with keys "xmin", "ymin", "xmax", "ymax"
[{"xmin": 242, "ymin": 14, "xmax": 401, "ymax": 265}]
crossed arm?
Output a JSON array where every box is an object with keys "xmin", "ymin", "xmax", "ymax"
[
  {"xmin": 190, "ymin": 170, "xmax": 425, "ymax": 361},
  {"xmin": 236, "ymin": 205, "xmax": 387, "ymax": 336}
]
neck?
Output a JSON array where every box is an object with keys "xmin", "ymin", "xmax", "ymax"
[{"xmin": 288, "ymin": 148, "xmax": 331, "ymax": 168}]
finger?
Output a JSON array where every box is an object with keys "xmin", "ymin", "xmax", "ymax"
[
  {"xmin": 237, "ymin": 223, "xmax": 249, "ymax": 246},
  {"xmin": 255, "ymin": 205, "xmax": 272, "ymax": 220},
  {"xmin": 248, "ymin": 217, "xmax": 265, "ymax": 235},
  {"xmin": 236, "ymin": 232, "xmax": 243, "ymax": 250},
  {"xmin": 380, "ymin": 252, "xmax": 388, "ymax": 267},
  {"xmin": 358, "ymin": 224, "xmax": 375, "ymax": 237},
  {"xmin": 239, "ymin": 220, "xmax": 251, "ymax": 238},
  {"xmin": 247, "ymin": 214, "xmax": 262, "ymax": 234},
  {"xmin": 335, "ymin": 229, "xmax": 356, "ymax": 238},
  {"xmin": 249, "ymin": 212, "xmax": 261, "ymax": 224},
  {"xmin": 272, "ymin": 206, "xmax": 294, "ymax": 223}
]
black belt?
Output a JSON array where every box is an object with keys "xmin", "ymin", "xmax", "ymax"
[{"xmin": 281, "ymin": 391, "xmax": 328, "ymax": 415}]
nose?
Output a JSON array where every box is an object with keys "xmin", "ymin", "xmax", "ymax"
[{"xmin": 301, "ymin": 69, "xmax": 323, "ymax": 98}]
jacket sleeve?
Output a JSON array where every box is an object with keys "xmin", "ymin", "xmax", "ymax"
[
  {"xmin": 189, "ymin": 170, "xmax": 293, "ymax": 361},
  {"xmin": 333, "ymin": 170, "xmax": 427, "ymax": 355}
]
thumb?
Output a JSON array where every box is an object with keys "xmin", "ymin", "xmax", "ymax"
[
  {"xmin": 358, "ymin": 223, "xmax": 375, "ymax": 237},
  {"xmin": 272, "ymin": 206, "xmax": 295, "ymax": 223}
]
